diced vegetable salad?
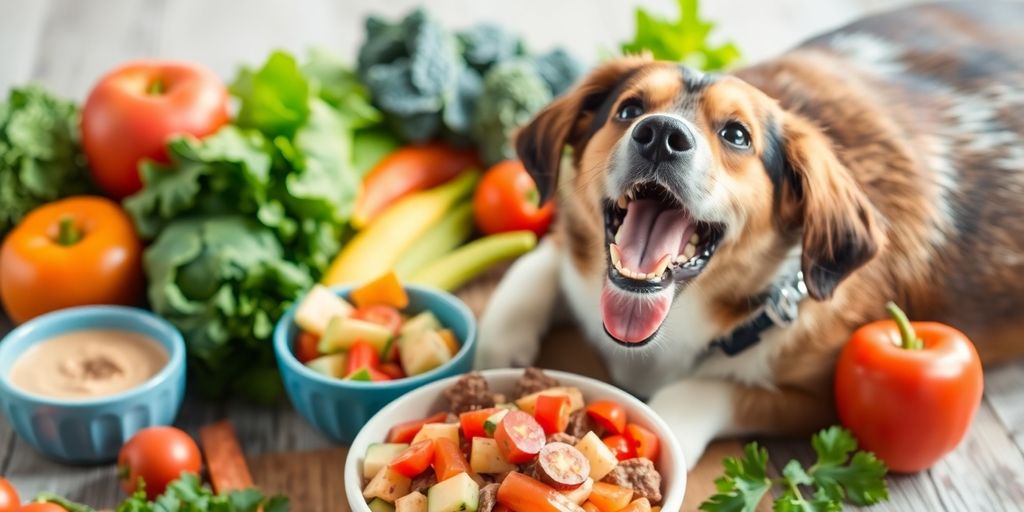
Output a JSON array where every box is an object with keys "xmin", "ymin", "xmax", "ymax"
[
  {"xmin": 360, "ymin": 369, "xmax": 665, "ymax": 512},
  {"xmin": 292, "ymin": 272, "xmax": 460, "ymax": 382}
]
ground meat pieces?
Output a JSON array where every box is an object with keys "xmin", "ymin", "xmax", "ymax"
[
  {"xmin": 410, "ymin": 472, "xmax": 437, "ymax": 494},
  {"xmin": 444, "ymin": 372, "xmax": 496, "ymax": 414},
  {"xmin": 477, "ymin": 483, "xmax": 500, "ymax": 512},
  {"xmin": 565, "ymin": 409, "xmax": 604, "ymax": 439},
  {"xmin": 601, "ymin": 457, "xmax": 662, "ymax": 504},
  {"xmin": 518, "ymin": 460, "xmax": 541, "ymax": 480},
  {"xmin": 513, "ymin": 367, "xmax": 562, "ymax": 398},
  {"xmin": 547, "ymin": 432, "xmax": 578, "ymax": 445}
]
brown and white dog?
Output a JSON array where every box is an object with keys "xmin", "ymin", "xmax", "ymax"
[{"xmin": 474, "ymin": 1, "xmax": 1024, "ymax": 467}]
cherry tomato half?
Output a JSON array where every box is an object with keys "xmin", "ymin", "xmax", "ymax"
[
  {"xmin": 586, "ymin": 400, "xmax": 626, "ymax": 435},
  {"xmin": 625, "ymin": 423, "xmax": 660, "ymax": 461},
  {"xmin": 389, "ymin": 440, "xmax": 436, "ymax": 478},
  {"xmin": 494, "ymin": 410, "xmax": 546, "ymax": 464},
  {"xmin": 534, "ymin": 394, "xmax": 571, "ymax": 435},
  {"xmin": 602, "ymin": 434, "xmax": 637, "ymax": 461}
]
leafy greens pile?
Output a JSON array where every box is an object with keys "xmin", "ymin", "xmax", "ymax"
[
  {"xmin": 357, "ymin": 9, "xmax": 584, "ymax": 165},
  {"xmin": 36, "ymin": 472, "xmax": 288, "ymax": 512},
  {"xmin": 621, "ymin": 0, "xmax": 741, "ymax": 71},
  {"xmin": 700, "ymin": 427, "xmax": 889, "ymax": 512},
  {"xmin": 124, "ymin": 50, "xmax": 398, "ymax": 401},
  {"xmin": 0, "ymin": 85, "xmax": 92, "ymax": 238}
]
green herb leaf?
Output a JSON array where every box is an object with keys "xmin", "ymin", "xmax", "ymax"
[
  {"xmin": 620, "ymin": 0, "xmax": 742, "ymax": 70},
  {"xmin": 809, "ymin": 427, "xmax": 889, "ymax": 506},
  {"xmin": 700, "ymin": 443, "xmax": 772, "ymax": 512}
]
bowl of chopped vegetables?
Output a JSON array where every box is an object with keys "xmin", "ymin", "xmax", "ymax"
[
  {"xmin": 345, "ymin": 368, "xmax": 686, "ymax": 512},
  {"xmin": 273, "ymin": 273, "xmax": 477, "ymax": 444}
]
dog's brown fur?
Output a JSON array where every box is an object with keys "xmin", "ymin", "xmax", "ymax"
[{"xmin": 515, "ymin": 1, "xmax": 1024, "ymax": 437}]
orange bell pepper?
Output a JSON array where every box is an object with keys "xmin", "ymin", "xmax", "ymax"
[
  {"xmin": 835, "ymin": 302, "xmax": 983, "ymax": 473},
  {"xmin": 0, "ymin": 196, "xmax": 143, "ymax": 324},
  {"xmin": 350, "ymin": 271, "xmax": 409, "ymax": 309}
]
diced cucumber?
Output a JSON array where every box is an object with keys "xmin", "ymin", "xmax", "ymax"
[
  {"xmin": 482, "ymin": 409, "xmax": 510, "ymax": 437},
  {"xmin": 400, "ymin": 311, "xmax": 441, "ymax": 339},
  {"xmin": 395, "ymin": 491, "xmax": 428, "ymax": 512},
  {"xmin": 470, "ymin": 437, "xmax": 515, "ymax": 474},
  {"xmin": 514, "ymin": 387, "xmax": 585, "ymax": 415},
  {"xmin": 319, "ymin": 316, "xmax": 392, "ymax": 354},
  {"xmin": 368, "ymin": 498, "xmax": 397, "ymax": 512},
  {"xmin": 363, "ymin": 467, "xmax": 411, "ymax": 503},
  {"xmin": 399, "ymin": 330, "xmax": 452, "ymax": 376},
  {"xmin": 561, "ymin": 477, "xmax": 593, "ymax": 504},
  {"xmin": 576, "ymin": 431, "xmax": 618, "ymax": 480},
  {"xmin": 411, "ymin": 422, "xmax": 459, "ymax": 446},
  {"xmin": 305, "ymin": 353, "xmax": 347, "ymax": 378},
  {"xmin": 363, "ymin": 443, "xmax": 410, "ymax": 479},
  {"xmin": 294, "ymin": 285, "xmax": 354, "ymax": 336},
  {"xmin": 427, "ymin": 472, "xmax": 479, "ymax": 512}
]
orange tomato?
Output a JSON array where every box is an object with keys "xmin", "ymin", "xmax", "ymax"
[
  {"xmin": 624, "ymin": 424, "xmax": 660, "ymax": 461},
  {"xmin": 473, "ymin": 160, "xmax": 555, "ymax": 237},
  {"xmin": 0, "ymin": 196, "xmax": 143, "ymax": 324},
  {"xmin": 835, "ymin": 303, "xmax": 983, "ymax": 473},
  {"xmin": 0, "ymin": 478, "xmax": 18, "ymax": 512}
]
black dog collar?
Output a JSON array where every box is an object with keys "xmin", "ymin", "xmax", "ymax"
[{"xmin": 711, "ymin": 271, "xmax": 808, "ymax": 356}]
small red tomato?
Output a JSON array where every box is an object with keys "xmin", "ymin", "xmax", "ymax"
[
  {"xmin": 625, "ymin": 423, "xmax": 660, "ymax": 461},
  {"xmin": 473, "ymin": 160, "xmax": 554, "ymax": 237},
  {"xmin": 586, "ymin": 400, "xmax": 627, "ymax": 435},
  {"xmin": 118, "ymin": 426, "xmax": 202, "ymax": 500},
  {"xmin": 494, "ymin": 410, "xmax": 546, "ymax": 464},
  {"xmin": 293, "ymin": 331, "xmax": 320, "ymax": 364},
  {"xmin": 534, "ymin": 395, "xmax": 571, "ymax": 435},
  {"xmin": 378, "ymin": 362, "xmax": 406, "ymax": 380},
  {"xmin": 459, "ymin": 407, "xmax": 501, "ymax": 440},
  {"xmin": 0, "ymin": 478, "xmax": 19, "ymax": 512},
  {"xmin": 603, "ymin": 435, "xmax": 637, "ymax": 461},
  {"xmin": 352, "ymin": 305, "xmax": 403, "ymax": 336},
  {"xmin": 345, "ymin": 340, "xmax": 381, "ymax": 377},
  {"xmin": 389, "ymin": 440, "xmax": 436, "ymax": 478}
]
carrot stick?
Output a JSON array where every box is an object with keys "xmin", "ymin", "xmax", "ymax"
[{"xmin": 199, "ymin": 420, "xmax": 254, "ymax": 493}]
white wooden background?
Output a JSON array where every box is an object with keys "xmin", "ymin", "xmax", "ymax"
[{"xmin": 5, "ymin": 0, "xmax": 1024, "ymax": 510}]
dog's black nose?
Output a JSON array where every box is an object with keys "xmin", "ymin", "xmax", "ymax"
[{"xmin": 631, "ymin": 115, "xmax": 694, "ymax": 163}]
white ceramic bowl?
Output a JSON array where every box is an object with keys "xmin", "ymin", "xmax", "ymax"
[{"xmin": 345, "ymin": 368, "xmax": 686, "ymax": 511}]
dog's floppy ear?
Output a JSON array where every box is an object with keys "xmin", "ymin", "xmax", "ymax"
[
  {"xmin": 515, "ymin": 56, "xmax": 650, "ymax": 202},
  {"xmin": 777, "ymin": 113, "xmax": 882, "ymax": 300}
]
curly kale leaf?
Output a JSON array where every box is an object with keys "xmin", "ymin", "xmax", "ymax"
[
  {"xmin": 532, "ymin": 48, "xmax": 585, "ymax": 96},
  {"xmin": 457, "ymin": 23, "xmax": 525, "ymax": 73},
  {"xmin": 471, "ymin": 60, "xmax": 553, "ymax": 165}
]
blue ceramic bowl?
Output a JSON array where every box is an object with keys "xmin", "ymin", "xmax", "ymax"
[
  {"xmin": 274, "ymin": 284, "xmax": 477, "ymax": 444},
  {"xmin": 0, "ymin": 306, "xmax": 186, "ymax": 464}
]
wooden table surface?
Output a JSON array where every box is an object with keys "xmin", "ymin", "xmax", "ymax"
[{"xmin": 4, "ymin": 0, "xmax": 1024, "ymax": 510}]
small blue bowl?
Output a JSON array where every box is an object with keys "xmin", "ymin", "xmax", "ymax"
[
  {"xmin": 0, "ymin": 306, "xmax": 186, "ymax": 464},
  {"xmin": 274, "ymin": 284, "xmax": 477, "ymax": 444}
]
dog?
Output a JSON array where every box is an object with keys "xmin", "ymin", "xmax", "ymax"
[{"xmin": 474, "ymin": 1, "xmax": 1024, "ymax": 467}]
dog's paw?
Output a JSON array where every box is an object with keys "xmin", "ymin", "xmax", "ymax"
[{"xmin": 648, "ymin": 379, "xmax": 734, "ymax": 470}]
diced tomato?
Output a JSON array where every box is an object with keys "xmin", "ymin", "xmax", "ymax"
[
  {"xmin": 293, "ymin": 331, "xmax": 320, "ymax": 363},
  {"xmin": 433, "ymin": 438, "xmax": 472, "ymax": 482},
  {"xmin": 389, "ymin": 440, "xmax": 435, "ymax": 478},
  {"xmin": 345, "ymin": 340, "xmax": 380, "ymax": 376},
  {"xmin": 586, "ymin": 400, "xmax": 627, "ymax": 435},
  {"xmin": 624, "ymin": 424, "xmax": 660, "ymax": 461},
  {"xmin": 534, "ymin": 394, "xmax": 571, "ymax": 435},
  {"xmin": 378, "ymin": 362, "xmax": 406, "ymax": 380},
  {"xmin": 582, "ymin": 502, "xmax": 601, "ymax": 512},
  {"xmin": 602, "ymin": 435, "xmax": 636, "ymax": 461},
  {"xmin": 460, "ymin": 407, "xmax": 501, "ymax": 439},
  {"xmin": 496, "ymin": 471, "xmax": 584, "ymax": 512},
  {"xmin": 494, "ymin": 411, "xmax": 546, "ymax": 464},
  {"xmin": 588, "ymin": 482, "xmax": 634, "ymax": 512},
  {"xmin": 352, "ymin": 304, "xmax": 403, "ymax": 336},
  {"xmin": 616, "ymin": 498, "xmax": 651, "ymax": 512},
  {"xmin": 387, "ymin": 412, "xmax": 449, "ymax": 444}
]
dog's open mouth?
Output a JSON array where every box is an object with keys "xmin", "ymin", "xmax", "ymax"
[{"xmin": 601, "ymin": 181, "xmax": 724, "ymax": 346}]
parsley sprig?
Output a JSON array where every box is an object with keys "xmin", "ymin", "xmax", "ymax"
[{"xmin": 700, "ymin": 426, "xmax": 889, "ymax": 512}]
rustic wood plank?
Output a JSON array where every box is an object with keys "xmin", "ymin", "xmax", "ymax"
[
  {"xmin": 249, "ymin": 448, "xmax": 349, "ymax": 512},
  {"xmin": 984, "ymin": 362, "xmax": 1024, "ymax": 454}
]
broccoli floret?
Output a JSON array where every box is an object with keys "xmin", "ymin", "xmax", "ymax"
[
  {"xmin": 471, "ymin": 60, "xmax": 553, "ymax": 165},
  {"xmin": 457, "ymin": 23, "xmax": 525, "ymax": 73},
  {"xmin": 532, "ymin": 48, "xmax": 585, "ymax": 96}
]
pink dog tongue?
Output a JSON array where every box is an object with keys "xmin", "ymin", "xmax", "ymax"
[
  {"xmin": 616, "ymin": 200, "xmax": 693, "ymax": 273},
  {"xmin": 601, "ymin": 283, "xmax": 673, "ymax": 343}
]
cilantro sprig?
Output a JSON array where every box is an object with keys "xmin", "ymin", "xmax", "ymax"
[{"xmin": 700, "ymin": 427, "xmax": 889, "ymax": 512}]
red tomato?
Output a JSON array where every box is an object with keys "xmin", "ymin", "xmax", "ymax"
[
  {"xmin": 625, "ymin": 424, "xmax": 660, "ymax": 461},
  {"xmin": 118, "ymin": 426, "xmax": 202, "ymax": 500},
  {"xmin": 835, "ymin": 303, "xmax": 983, "ymax": 472},
  {"xmin": 460, "ymin": 407, "xmax": 501, "ymax": 440},
  {"xmin": 345, "ymin": 340, "xmax": 381, "ymax": 377},
  {"xmin": 494, "ymin": 410, "xmax": 546, "ymax": 464},
  {"xmin": 473, "ymin": 160, "xmax": 554, "ymax": 237},
  {"xmin": 433, "ymin": 438, "xmax": 472, "ymax": 482},
  {"xmin": 389, "ymin": 440, "xmax": 436, "ymax": 478},
  {"xmin": 82, "ymin": 60, "xmax": 230, "ymax": 198},
  {"xmin": 378, "ymin": 362, "xmax": 406, "ymax": 380},
  {"xmin": 586, "ymin": 400, "xmax": 626, "ymax": 435},
  {"xmin": 0, "ymin": 478, "xmax": 19, "ymax": 512},
  {"xmin": 496, "ymin": 471, "xmax": 582, "ymax": 512},
  {"xmin": 293, "ymin": 331, "xmax": 320, "ymax": 364},
  {"xmin": 15, "ymin": 505, "xmax": 64, "ymax": 512},
  {"xmin": 352, "ymin": 305, "xmax": 403, "ymax": 336},
  {"xmin": 602, "ymin": 435, "xmax": 636, "ymax": 461},
  {"xmin": 387, "ymin": 412, "xmax": 449, "ymax": 444},
  {"xmin": 534, "ymin": 394, "xmax": 570, "ymax": 435}
]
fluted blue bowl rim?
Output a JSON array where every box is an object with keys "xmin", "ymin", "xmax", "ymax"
[
  {"xmin": 0, "ymin": 305, "xmax": 186, "ymax": 408},
  {"xmin": 274, "ymin": 284, "xmax": 477, "ymax": 390}
]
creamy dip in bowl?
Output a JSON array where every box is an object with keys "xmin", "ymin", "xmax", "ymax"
[{"xmin": 0, "ymin": 306, "xmax": 185, "ymax": 463}]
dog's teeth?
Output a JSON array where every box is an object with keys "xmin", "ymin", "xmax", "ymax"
[
  {"xmin": 609, "ymin": 244, "xmax": 623, "ymax": 267},
  {"xmin": 616, "ymin": 195, "xmax": 628, "ymax": 209},
  {"xmin": 651, "ymin": 254, "xmax": 671, "ymax": 277},
  {"xmin": 683, "ymin": 242, "xmax": 697, "ymax": 259},
  {"xmin": 614, "ymin": 229, "xmax": 623, "ymax": 245},
  {"xmin": 690, "ymin": 233, "xmax": 700, "ymax": 244}
]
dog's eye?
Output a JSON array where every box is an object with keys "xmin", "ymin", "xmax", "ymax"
[
  {"xmin": 616, "ymin": 100, "xmax": 645, "ymax": 121},
  {"xmin": 719, "ymin": 122, "xmax": 751, "ymax": 149}
]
